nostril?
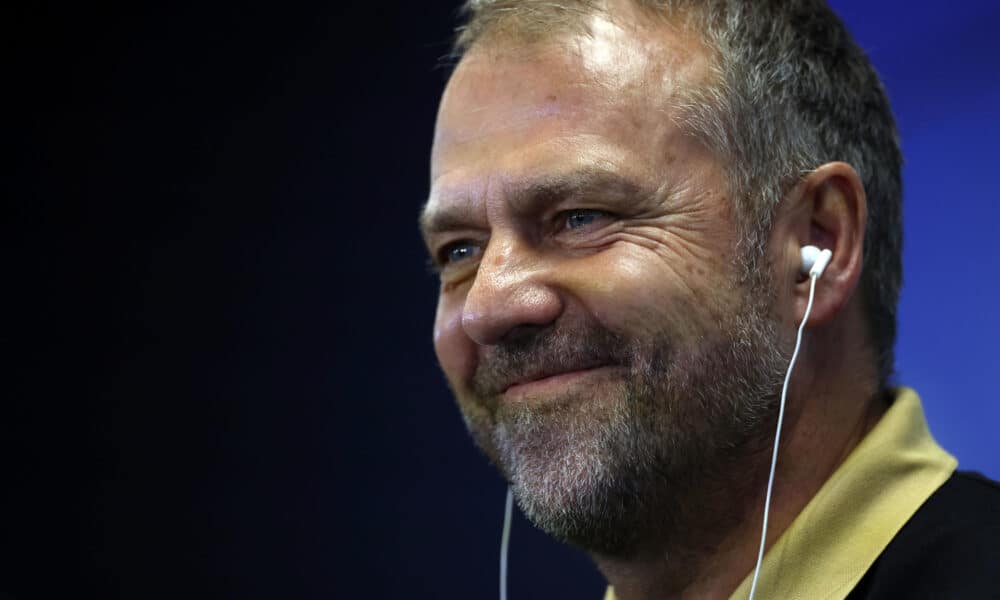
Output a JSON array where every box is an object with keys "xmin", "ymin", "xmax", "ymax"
[{"xmin": 501, "ymin": 323, "xmax": 548, "ymax": 345}]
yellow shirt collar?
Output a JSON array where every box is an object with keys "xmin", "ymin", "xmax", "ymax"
[{"xmin": 605, "ymin": 388, "xmax": 956, "ymax": 600}]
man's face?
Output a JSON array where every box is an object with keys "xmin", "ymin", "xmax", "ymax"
[{"xmin": 422, "ymin": 12, "xmax": 785, "ymax": 553}]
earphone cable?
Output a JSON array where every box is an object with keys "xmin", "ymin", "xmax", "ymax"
[
  {"xmin": 748, "ymin": 273, "xmax": 819, "ymax": 600},
  {"xmin": 500, "ymin": 486, "xmax": 513, "ymax": 600}
]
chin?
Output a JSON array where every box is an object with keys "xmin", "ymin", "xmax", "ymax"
[{"xmin": 485, "ymin": 387, "xmax": 649, "ymax": 552}]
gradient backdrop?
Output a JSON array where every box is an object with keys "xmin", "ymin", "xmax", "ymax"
[{"xmin": 7, "ymin": 1, "xmax": 998, "ymax": 598}]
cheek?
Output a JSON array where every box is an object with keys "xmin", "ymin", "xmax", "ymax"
[
  {"xmin": 433, "ymin": 293, "xmax": 478, "ymax": 386},
  {"xmin": 563, "ymin": 250, "xmax": 717, "ymax": 339}
]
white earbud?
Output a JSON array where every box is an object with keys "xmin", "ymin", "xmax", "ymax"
[{"xmin": 800, "ymin": 245, "xmax": 833, "ymax": 278}]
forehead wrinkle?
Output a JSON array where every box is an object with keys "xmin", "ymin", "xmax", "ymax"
[
  {"xmin": 436, "ymin": 14, "xmax": 667, "ymax": 160},
  {"xmin": 433, "ymin": 58, "xmax": 594, "ymax": 160},
  {"xmin": 435, "ymin": 22, "xmax": 717, "ymax": 169},
  {"xmin": 461, "ymin": 3, "xmax": 715, "ymax": 99}
]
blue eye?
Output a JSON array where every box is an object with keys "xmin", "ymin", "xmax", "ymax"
[
  {"xmin": 441, "ymin": 241, "xmax": 480, "ymax": 265},
  {"xmin": 565, "ymin": 209, "xmax": 606, "ymax": 230}
]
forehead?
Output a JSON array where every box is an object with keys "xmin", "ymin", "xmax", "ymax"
[{"xmin": 427, "ymin": 8, "xmax": 714, "ymax": 215}]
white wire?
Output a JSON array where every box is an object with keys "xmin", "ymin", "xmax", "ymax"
[
  {"xmin": 500, "ymin": 486, "xmax": 513, "ymax": 600},
  {"xmin": 748, "ymin": 273, "xmax": 818, "ymax": 600}
]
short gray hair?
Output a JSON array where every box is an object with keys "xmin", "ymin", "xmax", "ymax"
[{"xmin": 451, "ymin": 0, "xmax": 904, "ymax": 388}]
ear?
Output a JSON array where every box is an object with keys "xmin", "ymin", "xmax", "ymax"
[{"xmin": 782, "ymin": 162, "xmax": 867, "ymax": 326}]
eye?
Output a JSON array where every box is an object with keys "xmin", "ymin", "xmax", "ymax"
[
  {"xmin": 563, "ymin": 209, "xmax": 609, "ymax": 230},
  {"xmin": 438, "ymin": 240, "xmax": 481, "ymax": 267}
]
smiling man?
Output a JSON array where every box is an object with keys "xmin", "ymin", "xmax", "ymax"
[{"xmin": 420, "ymin": 1, "xmax": 1000, "ymax": 598}]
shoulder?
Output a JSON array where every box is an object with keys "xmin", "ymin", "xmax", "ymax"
[{"xmin": 850, "ymin": 471, "xmax": 1000, "ymax": 598}]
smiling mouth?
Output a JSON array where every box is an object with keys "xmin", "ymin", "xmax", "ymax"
[{"xmin": 502, "ymin": 365, "xmax": 616, "ymax": 399}]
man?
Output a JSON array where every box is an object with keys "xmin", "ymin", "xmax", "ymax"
[{"xmin": 419, "ymin": 1, "xmax": 1000, "ymax": 598}]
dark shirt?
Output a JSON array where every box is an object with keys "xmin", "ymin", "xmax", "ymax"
[{"xmin": 849, "ymin": 471, "xmax": 1000, "ymax": 598}]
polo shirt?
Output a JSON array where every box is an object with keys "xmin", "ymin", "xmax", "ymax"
[{"xmin": 604, "ymin": 388, "xmax": 998, "ymax": 600}]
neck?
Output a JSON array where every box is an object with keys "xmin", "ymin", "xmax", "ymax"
[
  {"xmin": 590, "ymin": 449, "xmax": 763, "ymax": 599},
  {"xmin": 591, "ymin": 320, "xmax": 887, "ymax": 600}
]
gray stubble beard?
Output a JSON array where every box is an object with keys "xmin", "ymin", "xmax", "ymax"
[{"xmin": 458, "ymin": 282, "xmax": 788, "ymax": 558}]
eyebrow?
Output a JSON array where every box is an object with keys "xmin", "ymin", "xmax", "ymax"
[{"xmin": 419, "ymin": 168, "xmax": 646, "ymax": 241}]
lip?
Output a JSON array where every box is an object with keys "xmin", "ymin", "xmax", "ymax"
[{"xmin": 502, "ymin": 365, "xmax": 614, "ymax": 399}]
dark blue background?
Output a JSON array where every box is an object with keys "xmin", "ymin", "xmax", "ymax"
[{"xmin": 6, "ymin": 1, "xmax": 997, "ymax": 598}]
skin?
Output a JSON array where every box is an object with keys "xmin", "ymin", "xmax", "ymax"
[{"xmin": 422, "ymin": 3, "xmax": 885, "ymax": 598}]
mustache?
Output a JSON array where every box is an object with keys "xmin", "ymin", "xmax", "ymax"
[{"xmin": 470, "ymin": 322, "xmax": 634, "ymax": 397}]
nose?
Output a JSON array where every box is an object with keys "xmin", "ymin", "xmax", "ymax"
[{"xmin": 461, "ymin": 236, "xmax": 563, "ymax": 346}]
